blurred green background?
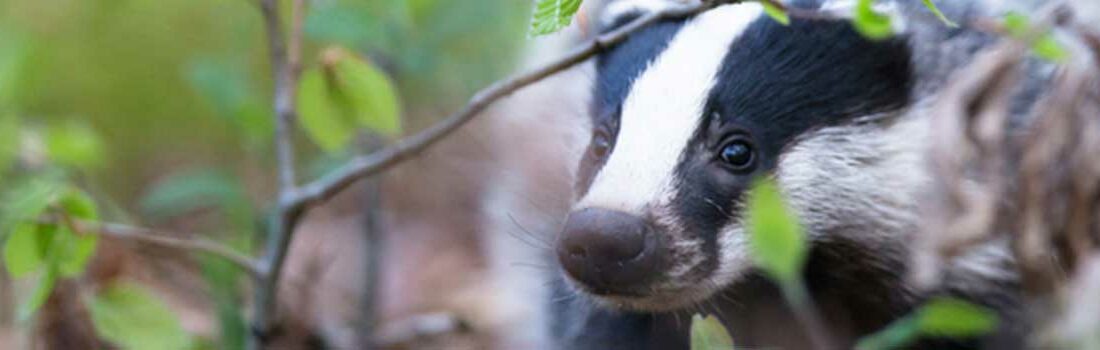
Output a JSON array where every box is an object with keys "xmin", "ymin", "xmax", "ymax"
[{"xmin": 0, "ymin": 0, "xmax": 530, "ymax": 206}]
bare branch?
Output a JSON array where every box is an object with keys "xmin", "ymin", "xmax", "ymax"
[
  {"xmin": 52, "ymin": 217, "xmax": 262, "ymax": 278},
  {"xmin": 287, "ymin": 1, "xmax": 708, "ymax": 211}
]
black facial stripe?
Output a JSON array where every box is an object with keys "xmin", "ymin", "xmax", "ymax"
[
  {"xmin": 576, "ymin": 19, "xmax": 687, "ymax": 197},
  {"xmin": 671, "ymin": 15, "xmax": 913, "ymax": 244}
]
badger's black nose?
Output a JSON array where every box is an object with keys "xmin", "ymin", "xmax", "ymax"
[{"xmin": 557, "ymin": 208, "xmax": 661, "ymax": 294}]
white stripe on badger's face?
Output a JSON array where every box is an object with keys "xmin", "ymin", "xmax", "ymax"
[{"xmin": 576, "ymin": 4, "xmax": 764, "ymax": 214}]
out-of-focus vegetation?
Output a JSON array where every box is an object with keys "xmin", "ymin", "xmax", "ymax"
[{"xmin": 0, "ymin": 0, "xmax": 531, "ymax": 348}]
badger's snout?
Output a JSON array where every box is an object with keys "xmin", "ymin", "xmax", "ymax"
[{"xmin": 557, "ymin": 208, "xmax": 663, "ymax": 295}]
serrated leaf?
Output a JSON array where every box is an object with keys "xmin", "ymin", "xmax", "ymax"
[
  {"xmin": 44, "ymin": 120, "xmax": 106, "ymax": 170},
  {"xmin": 916, "ymin": 298, "xmax": 998, "ymax": 337},
  {"xmin": 853, "ymin": 0, "xmax": 893, "ymax": 40},
  {"xmin": 920, "ymin": 0, "xmax": 956, "ymax": 27},
  {"xmin": 690, "ymin": 314, "xmax": 734, "ymax": 350},
  {"xmin": 89, "ymin": 282, "xmax": 192, "ymax": 350},
  {"xmin": 331, "ymin": 54, "xmax": 402, "ymax": 136},
  {"xmin": 3, "ymin": 223, "xmax": 52, "ymax": 278},
  {"xmin": 18, "ymin": 267, "xmax": 57, "ymax": 321},
  {"xmin": 746, "ymin": 178, "xmax": 807, "ymax": 287},
  {"xmin": 530, "ymin": 0, "xmax": 584, "ymax": 36},
  {"xmin": 762, "ymin": 1, "xmax": 790, "ymax": 26}
]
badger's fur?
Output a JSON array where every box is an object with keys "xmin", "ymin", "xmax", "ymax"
[{"xmin": 550, "ymin": 0, "xmax": 1049, "ymax": 348}]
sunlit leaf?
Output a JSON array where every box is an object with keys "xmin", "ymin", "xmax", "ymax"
[
  {"xmin": 920, "ymin": 0, "xmax": 956, "ymax": 27},
  {"xmin": 530, "ymin": 0, "xmax": 584, "ymax": 36},
  {"xmin": 44, "ymin": 120, "xmax": 106, "ymax": 170},
  {"xmin": 330, "ymin": 51, "xmax": 402, "ymax": 136},
  {"xmin": 761, "ymin": 1, "xmax": 790, "ymax": 26},
  {"xmin": 89, "ymin": 282, "xmax": 192, "ymax": 350},
  {"xmin": 690, "ymin": 314, "xmax": 734, "ymax": 350},
  {"xmin": 298, "ymin": 49, "xmax": 403, "ymax": 152},
  {"xmin": 1002, "ymin": 12, "xmax": 1069, "ymax": 63},
  {"xmin": 298, "ymin": 67, "xmax": 357, "ymax": 152},
  {"xmin": 3, "ymin": 223, "xmax": 52, "ymax": 278},
  {"xmin": 916, "ymin": 298, "xmax": 998, "ymax": 337},
  {"xmin": 853, "ymin": 0, "xmax": 893, "ymax": 40},
  {"xmin": 855, "ymin": 316, "xmax": 919, "ymax": 350},
  {"xmin": 855, "ymin": 298, "xmax": 998, "ymax": 350},
  {"xmin": 18, "ymin": 267, "xmax": 57, "ymax": 321},
  {"xmin": 746, "ymin": 178, "xmax": 807, "ymax": 287}
]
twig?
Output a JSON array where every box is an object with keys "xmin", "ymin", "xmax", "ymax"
[
  {"xmin": 251, "ymin": 0, "xmax": 308, "ymax": 347},
  {"xmin": 47, "ymin": 217, "xmax": 262, "ymax": 278},
  {"xmin": 286, "ymin": 1, "xmax": 708, "ymax": 212}
]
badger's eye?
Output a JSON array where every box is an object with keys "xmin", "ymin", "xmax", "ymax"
[
  {"xmin": 719, "ymin": 139, "xmax": 755, "ymax": 171},
  {"xmin": 591, "ymin": 130, "xmax": 612, "ymax": 159}
]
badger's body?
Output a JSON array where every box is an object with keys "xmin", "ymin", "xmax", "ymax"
[{"xmin": 550, "ymin": 0, "xmax": 1046, "ymax": 348}]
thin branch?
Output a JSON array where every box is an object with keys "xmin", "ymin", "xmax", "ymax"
[
  {"xmin": 252, "ymin": 0, "xmax": 308, "ymax": 346},
  {"xmin": 51, "ymin": 217, "xmax": 262, "ymax": 278},
  {"xmin": 286, "ymin": 1, "xmax": 709, "ymax": 212}
]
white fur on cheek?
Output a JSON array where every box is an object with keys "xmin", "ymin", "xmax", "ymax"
[{"xmin": 577, "ymin": 4, "xmax": 764, "ymax": 214}]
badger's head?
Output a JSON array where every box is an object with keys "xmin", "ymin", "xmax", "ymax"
[{"xmin": 556, "ymin": 1, "xmax": 927, "ymax": 311}]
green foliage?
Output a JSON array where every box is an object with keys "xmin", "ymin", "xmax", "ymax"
[
  {"xmin": 530, "ymin": 0, "xmax": 584, "ymax": 36},
  {"xmin": 89, "ymin": 282, "xmax": 192, "ymax": 350},
  {"xmin": 298, "ymin": 48, "xmax": 402, "ymax": 152},
  {"xmin": 746, "ymin": 178, "xmax": 807, "ymax": 288},
  {"xmin": 853, "ymin": 0, "xmax": 893, "ymax": 40},
  {"xmin": 44, "ymin": 119, "xmax": 106, "ymax": 170},
  {"xmin": 0, "ymin": 114, "xmax": 17, "ymax": 170},
  {"xmin": 0, "ymin": 177, "xmax": 61, "ymax": 236},
  {"xmin": 139, "ymin": 169, "xmax": 252, "ymax": 228},
  {"xmin": 690, "ymin": 314, "xmax": 735, "ymax": 350},
  {"xmin": 201, "ymin": 256, "xmax": 247, "ymax": 350},
  {"xmin": 856, "ymin": 298, "xmax": 998, "ymax": 350},
  {"xmin": 1002, "ymin": 12, "xmax": 1069, "ymax": 63},
  {"xmin": 2, "ymin": 183, "xmax": 100, "ymax": 318},
  {"xmin": 761, "ymin": 1, "xmax": 791, "ymax": 26},
  {"xmin": 920, "ymin": 0, "xmax": 957, "ymax": 27},
  {"xmin": 187, "ymin": 59, "xmax": 272, "ymax": 147}
]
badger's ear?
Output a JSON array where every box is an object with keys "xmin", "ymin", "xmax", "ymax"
[{"xmin": 598, "ymin": 0, "xmax": 679, "ymax": 34}]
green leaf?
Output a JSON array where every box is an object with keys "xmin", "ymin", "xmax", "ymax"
[
  {"xmin": 855, "ymin": 317, "xmax": 920, "ymax": 350},
  {"xmin": 746, "ymin": 178, "xmax": 807, "ymax": 287},
  {"xmin": 529, "ymin": 0, "xmax": 584, "ymax": 36},
  {"xmin": 52, "ymin": 225, "xmax": 98, "ymax": 277},
  {"xmin": 298, "ymin": 67, "xmax": 355, "ymax": 152},
  {"xmin": 761, "ymin": 1, "xmax": 790, "ymax": 26},
  {"xmin": 298, "ymin": 49, "xmax": 403, "ymax": 152},
  {"xmin": 59, "ymin": 187, "xmax": 98, "ymax": 220},
  {"xmin": 44, "ymin": 120, "xmax": 106, "ymax": 170},
  {"xmin": 855, "ymin": 298, "xmax": 997, "ymax": 350},
  {"xmin": 89, "ymin": 282, "xmax": 192, "ymax": 350},
  {"xmin": 690, "ymin": 314, "xmax": 734, "ymax": 350},
  {"xmin": 920, "ymin": 0, "xmax": 957, "ymax": 27},
  {"xmin": 3, "ymin": 223, "xmax": 52, "ymax": 278},
  {"xmin": 186, "ymin": 59, "xmax": 272, "ymax": 146},
  {"xmin": 853, "ymin": 0, "xmax": 893, "ymax": 40},
  {"xmin": 916, "ymin": 298, "xmax": 998, "ymax": 337},
  {"xmin": 331, "ymin": 52, "xmax": 402, "ymax": 136},
  {"xmin": 1002, "ymin": 12, "xmax": 1069, "ymax": 63},
  {"xmin": 19, "ymin": 267, "xmax": 57, "ymax": 321},
  {"xmin": 0, "ymin": 114, "xmax": 18, "ymax": 171},
  {"xmin": 139, "ymin": 169, "xmax": 249, "ymax": 223},
  {"xmin": 0, "ymin": 178, "xmax": 61, "ymax": 237}
]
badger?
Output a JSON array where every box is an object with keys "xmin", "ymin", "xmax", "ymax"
[{"xmin": 548, "ymin": 0, "xmax": 1047, "ymax": 348}]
